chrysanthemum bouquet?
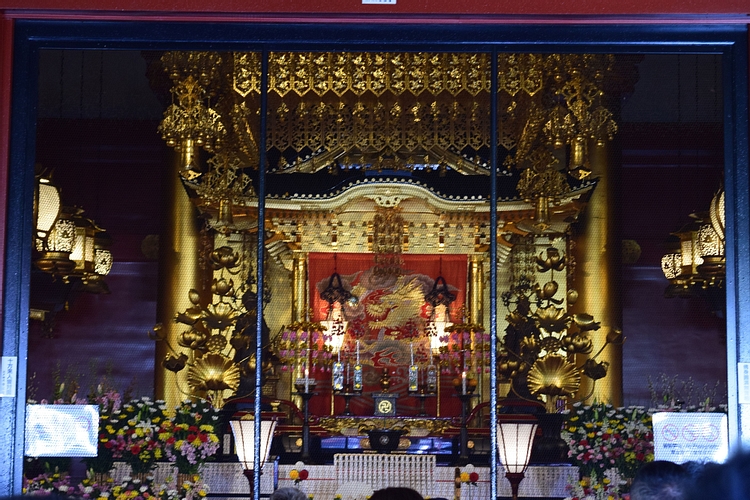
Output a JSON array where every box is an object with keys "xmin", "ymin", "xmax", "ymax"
[
  {"xmin": 563, "ymin": 469, "xmax": 628, "ymax": 500},
  {"xmin": 74, "ymin": 471, "xmax": 115, "ymax": 499},
  {"xmin": 107, "ymin": 397, "xmax": 170, "ymax": 474},
  {"xmin": 23, "ymin": 470, "xmax": 73, "ymax": 497},
  {"xmin": 561, "ymin": 402, "xmax": 654, "ymax": 497},
  {"xmin": 161, "ymin": 399, "xmax": 222, "ymax": 474}
]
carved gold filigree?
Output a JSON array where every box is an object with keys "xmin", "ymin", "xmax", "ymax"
[{"xmin": 317, "ymin": 417, "xmax": 453, "ymax": 435}]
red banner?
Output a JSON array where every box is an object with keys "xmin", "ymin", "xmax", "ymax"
[{"xmin": 308, "ymin": 253, "xmax": 467, "ymax": 416}]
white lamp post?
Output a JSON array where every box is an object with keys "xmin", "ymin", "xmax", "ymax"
[
  {"xmin": 230, "ymin": 418, "xmax": 277, "ymax": 499},
  {"xmin": 496, "ymin": 420, "xmax": 538, "ymax": 500}
]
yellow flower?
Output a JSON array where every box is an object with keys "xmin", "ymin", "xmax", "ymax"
[
  {"xmin": 198, "ymin": 490, "xmax": 207, "ymax": 497},
  {"xmin": 585, "ymin": 423, "xmax": 593, "ymax": 429},
  {"xmin": 200, "ymin": 425, "xmax": 213, "ymax": 431},
  {"xmin": 568, "ymin": 427, "xmax": 577, "ymax": 432},
  {"xmin": 460, "ymin": 472, "xmax": 470, "ymax": 482},
  {"xmin": 210, "ymin": 434, "xmax": 220, "ymax": 443},
  {"xmin": 290, "ymin": 469, "xmax": 299, "ymax": 481},
  {"xmin": 570, "ymin": 416, "xmax": 579, "ymax": 422},
  {"xmin": 579, "ymin": 479, "xmax": 589, "ymax": 487},
  {"xmin": 587, "ymin": 432, "xmax": 595, "ymax": 438},
  {"xmin": 603, "ymin": 478, "xmax": 611, "ymax": 485}
]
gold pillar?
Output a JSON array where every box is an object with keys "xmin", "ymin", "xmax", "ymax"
[
  {"xmin": 289, "ymin": 252, "xmax": 308, "ymax": 409},
  {"xmin": 155, "ymin": 144, "xmax": 204, "ymax": 408},
  {"xmin": 292, "ymin": 252, "xmax": 308, "ymax": 322},
  {"xmin": 468, "ymin": 254, "xmax": 484, "ymax": 325},
  {"xmin": 469, "ymin": 254, "xmax": 489, "ymax": 403},
  {"xmin": 573, "ymin": 139, "xmax": 623, "ymax": 405}
]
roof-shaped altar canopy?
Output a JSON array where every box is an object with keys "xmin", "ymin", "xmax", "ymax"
[{"xmin": 152, "ymin": 50, "xmax": 621, "ymax": 239}]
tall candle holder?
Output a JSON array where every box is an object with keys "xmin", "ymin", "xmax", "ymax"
[
  {"xmin": 412, "ymin": 389, "xmax": 436, "ymax": 417},
  {"xmin": 454, "ymin": 377, "xmax": 478, "ymax": 465},
  {"xmin": 295, "ymin": 378, "xmax": 317, "ymax": 463},
  {"xmin": 337, "ymin": 386, "xmax": 360, "ymax": 416}
]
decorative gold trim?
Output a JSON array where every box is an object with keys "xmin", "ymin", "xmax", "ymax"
[{"xmin": 317, "ymin": 416, "xmax": 453, "ymax": 435}]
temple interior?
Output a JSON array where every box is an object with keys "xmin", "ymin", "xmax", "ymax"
[{"xmin": 24, "ymin": 49, "xmax": 728, "ymax": 493}]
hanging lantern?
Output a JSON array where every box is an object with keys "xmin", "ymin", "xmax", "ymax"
[
  {"xmin": 94, "ymin": 230, "xmax": 113, "ymax": 277},
  {"xmin": 34, "ymin": 210, "xmax": 76, "ymax": 275},
  {"xmin": 34, "ymin": 176, "xmax": 61, "ymax": 241}
]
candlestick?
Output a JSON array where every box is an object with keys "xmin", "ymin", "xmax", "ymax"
[{"xmin": 409, "ymin": 364, "xmax": 419, "ymax": 392}]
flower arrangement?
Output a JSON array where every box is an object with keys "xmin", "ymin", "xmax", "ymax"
[
  {"xmin": 561, "ymin": 402, "xmax": 654, "ymax": 498},
  {"xmin": 563, "ymin": 469, "xmax": 628, "ymax": 500},
  {"xmin": 458, "ymin": 464, "xmax": 480, "ymax": 500},
  {"xmin": 74, "ymin": 470, "xmax": 115, "ymax": 499},
  {"xmin": 105, "ymin": 397, "xmax": 169, "ymax": 474},
  {"xmin": 290, "ymin": 461, "xmax": 310, "ymax": 486},
  {"xmin": 108, "ymin": 474, "xmax": 161, "ymax": 500},
  {"xmin": 85, "ymin": 386, "xmax": 124, "ymax": 474},
  {"xmin": 157, "ymin": 474, "xmax": 210, "ymax": 500},
  {"xmin": 23, "ymin": 470, "xmax": 72, "ymax": 496},
  {"xmin": 161, "ymin": 400, "xmax": 222, "ymax": 474}
]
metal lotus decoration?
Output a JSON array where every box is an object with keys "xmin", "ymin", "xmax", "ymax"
[
  {"xmin": 151, "ymin": 245, "xmax": 260, "ymax": 409},
  {"xmin": 500, "ymin": 246, "xmax": 622, "ymax": 412}
]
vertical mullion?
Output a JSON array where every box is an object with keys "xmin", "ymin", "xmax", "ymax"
[
  {"xmin": 489, "ymin": 47, "xmax": 499, "ymax": 500},
  {"xmin": 254, "ymin": 47, "xmax": 269, "ymax": 500}
]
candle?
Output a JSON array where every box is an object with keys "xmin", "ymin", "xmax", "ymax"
[
  {"xmin": 356, "ymin": 340, "xmax": 360, "ymax": 365},
  {"xmin": 461, "ymin": 370, "xmax": 467, "ymax": 395},
  {"xmin": 338, "ymin": 348, "xmax": 341, "ymax": 363},
  {"xmin": 305, "ymin": 364, "xmax": 310, "ymax": 393},
  {"xmin": 410, "ymin": 342, "xmax": 414, "ymax": 366}
]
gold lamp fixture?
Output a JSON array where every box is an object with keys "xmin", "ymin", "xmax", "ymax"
[
  {"xmin": 33, "ymin": 175, "xmax": 113, "ymax": 292},
  {"xmin": 662, "ymin": 187, "xmax": 725, "ymax": 299}
]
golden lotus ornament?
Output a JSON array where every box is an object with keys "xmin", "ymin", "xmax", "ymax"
[
  {"xmin": 187, "ymin": 353, "xmax": 241, "ymax": 409},
  {"xmin": 534, "ymin": 305, "xmax": 570, "ymax": 333},
  {"xmin": 527, "ymin": 353, "xmax": 581, "ymax": 411},
  {"xmin": 201, "ymin": 302, "xmax": 239, "ymax": 330}
]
